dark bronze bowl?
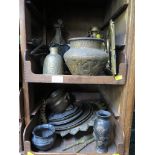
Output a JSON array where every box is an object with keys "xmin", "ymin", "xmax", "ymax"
[{"xmin": 32, "ymin": 124, "xmax": 56, "ymax": 151}]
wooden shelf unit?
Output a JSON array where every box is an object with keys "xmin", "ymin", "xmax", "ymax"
[{"xmin": 19, "ymin": 0, "xmax": 135, "ymax": 155}]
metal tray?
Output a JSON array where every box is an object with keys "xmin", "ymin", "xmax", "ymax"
[
  {"xmin": 50, "ymin": 104, "xmax": 93, "ymax": 131},
  {"xmin": 49, "ymin": 109, "xmax": 83, "ymax": 125},
  {"xmin": 48, "ymin": 104, "xmax": 81, "ymax": 122},
  {"xmin": 59, "ymin": 113, "xmax": 96, "ymax": 137}
]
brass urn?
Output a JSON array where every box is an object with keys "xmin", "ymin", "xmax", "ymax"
[{"xmin": 64, "ymin": 37, "xmax": 108, "ymax": 75}]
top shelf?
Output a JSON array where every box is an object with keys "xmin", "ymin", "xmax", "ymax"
[
  {"xmin": 24, "ymin": 60, "xmax": 127, "ymax": 85},
  {"xmin": 22, "ymin": 0, "xmax": 128, "ymax": 85}
]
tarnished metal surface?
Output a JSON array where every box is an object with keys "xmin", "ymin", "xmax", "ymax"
[
  {"xmin": 46, "ymin": 89, "xmax": 70, "ymax": 113},
  {"xmin": 62, "ymin": 135, "xmax": 94, "ymax": 153},
  {"xmin": 109, "ymin": 20, "xmax": 117, "ymax": 75},
  {"xmin": 49, "ymin": 109, "xmax": 83, "ymax": 126},
  {"xmin": 64, "ymin": 37, "xmax": 108, "ymax": 75},
  {"xmin": 49, "ymin": 19, "xmax": 65, "ymax": 46},
  {"xmin": 49, "ymin": 104, "xmax": 93, "ymax": 130},
  {"xmin": 48, "ymin": 104, "xmax": 80, "ymax": 121},
  {"xmin": 31, "ymin": 124, "xmax": 56, "ymax": 151},
  {"xmin": 59, "ymin": 112, "xmax": 96, "ymax": 137},
  {"xmin": 43, "ymin": 47, "xmax": 63, "ymax": 75},
  {"xmin": 48, "ymin": 103, "xmax": 96, "ymax": 137},
  {"xmin": 93, "ymin": 110, "xmax": 114, "ymax": 153}
]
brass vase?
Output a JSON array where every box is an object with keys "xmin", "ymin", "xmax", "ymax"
[{"xmin": 64, "ymin": 37, "xmax": 108, "ymax": 75}]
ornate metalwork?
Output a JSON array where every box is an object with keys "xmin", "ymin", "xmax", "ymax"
[
  {"xmin": 59, "ymin": 112, "xmax": 96, "ymax": 137},
  {"xmin": 64, "ymin": 37, "xmax": 108, "ymax": 75},
  {"xmin": 93, "ymin": 110, "xmax": 113, "ymax": 153},
  {"xmin": 48, "ymin": 103, "xmax": 96, "ymax": 137}
]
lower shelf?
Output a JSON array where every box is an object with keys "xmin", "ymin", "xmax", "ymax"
[{"xmin": 23, "ymin": 112, "xmax": 124, "ymax": 155}]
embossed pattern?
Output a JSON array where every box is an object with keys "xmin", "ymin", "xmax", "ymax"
[
  {"xmin": 64, "ymin": 37, "xmax": 108, "ymax": 75},
  {"xmin": 93, "ymin": 110, "xmax": 114, "ymax": 153}
]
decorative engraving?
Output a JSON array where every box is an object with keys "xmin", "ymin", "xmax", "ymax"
[
  {"xmin": 93, "ymin": 110, "xmax": 114, "ymax": 153},
  {"xmin": 64, "ymin": 37, "xmax": 108, "ymax": 75},
  {"xmin": 65, "ymin": 58, "xmax": 107, "ymax": 75}
]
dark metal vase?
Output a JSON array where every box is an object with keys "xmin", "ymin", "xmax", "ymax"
[{"xmin": 93, "ymin": 110, "xmax": 113, "ymax": 153}]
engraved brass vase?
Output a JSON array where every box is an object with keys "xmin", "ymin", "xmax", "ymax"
[{"xmin": 64, "ymin": 37, "xmax": 108, "ymax": 75}]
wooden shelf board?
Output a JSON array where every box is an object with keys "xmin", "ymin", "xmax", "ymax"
[
  {"xmin": 28, "ymin": 135, "xmax": 116, "ymax": 154},
  {"xmin": 24, "ymin": 61, "xmax": 127, "ymax": 85},
  {"xmin": 24, "ymin": 111, "xmax": 124, "ymax": 155}
]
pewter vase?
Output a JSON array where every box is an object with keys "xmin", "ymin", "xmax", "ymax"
[
  {"xmin": 43, "ymin": 47, "xmax": 63, "ymax": 74},
  {"xmin": 93, "ymin": 110, "xmax": 113, "ymax": 153}
]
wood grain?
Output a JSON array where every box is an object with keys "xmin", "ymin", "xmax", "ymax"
[
  {"xmin": 120, "ymin": 0, "xmax": 135, "ymax": 154},
  {"xmin": 19, "ymin": 88, "xmax": 25, "ymax": 152},
  {"xmin": 99, "ymin": 0, "xmax": 135, "ymax": 155},
  {"xmin": 19, "ymin": 0, "xmax": 30, "ymax": 124}
]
